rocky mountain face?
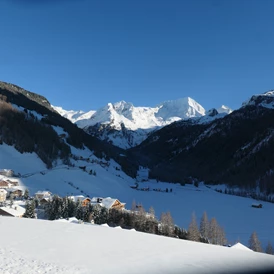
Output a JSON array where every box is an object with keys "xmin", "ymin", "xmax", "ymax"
[
  {"xmin": 129, "ymin": 92, "xmax": 274, "ymax": 193},
  {"xmin": 54, "ymin": 97, "xmax": 231, "ymax": 149},
  {"xmin": 0, "ymin": 81, "xmax": 136, "ymax": 177}
]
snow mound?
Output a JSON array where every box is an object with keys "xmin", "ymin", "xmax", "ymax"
[{"xmin": 231, "ymin": 242, "xmax": 253, "ymax": 252}]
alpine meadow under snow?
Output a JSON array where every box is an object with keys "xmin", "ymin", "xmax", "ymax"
[
  {"xmin": 1, "ymin": 142, "xmax": 274, "ymax": 250},
  {"xmin": 1, "ymin": 217, "xmax": 274, "ymax": 274}
]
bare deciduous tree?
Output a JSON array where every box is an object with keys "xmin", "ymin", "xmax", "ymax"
[
  {"xmin": 131, "ymin": 200, "xmax": 136, "ymax": 211},
  {"xmin": 200, "ymin": 211, "xmax": 209, "ymax": 240},
  {"xmin": 187, "ymin": 212, "xmax": 200, "ymax": 242},
  {"xmin": 208, "ymin": 217, "xmax": 227, "ymax": 245},
  {"xmin": 149, "ymin": 206, "xmax": 155, "ymax": 219},
  {"xmin": 160, "ymin": 211, "xmax": 174, "ymax": 237},
  {"xmin": 249, "ymin": 231, "xmax": 262, "ymax": 252}
]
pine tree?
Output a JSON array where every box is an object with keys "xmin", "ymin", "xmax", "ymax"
[
  {"xmin": 82, "ymin": 205, "xmax": 92, "ymax": 222},
  {"xmin": 9, "ymin": 194, "xmax": 14, "ymax": 208},
  {"xmin": 265, "ymin": 241, "xmax": 273, "ymax": 255},
  {"xmin": 187, "ymin": 212, "xmax": 200, "ymax": 242},
  {"xmin": 62, "ymin": 197, "xmax": 69, "ymax": 219},
  {"xmin": 67, "ymin": 197, "xmax": 76, "ymax": 217},
  {"xmin": 75, "ymin": 199, "xmax": 83, "ymax": 220},
  {"xmin": 99, "ymin": 206, "xmax": 109, "ymax": 224},
  {"xmin": 45, "ymin": 195, "xmax": 63, "ymax": 220},
  {"xmin": 89, "ymin": 204, "xmax": 102, "ymax": 224},
  {"xmin": 249, "ymin": 231, "xmax": 262, "ymax": 252},
  {"xmin": 23, "ymin": 189, "xmax": 29, "ymax": 200},
  {"xmin": 200, "ymin": 211, "xmax": 209, "ymax": 240},
  {"xmin": 23, "ymin": 200, "xmax": 36, "ymax": 218},
  {"xmin": 34, "ymin": 197, "xmax": 39, "ymax": 208}
]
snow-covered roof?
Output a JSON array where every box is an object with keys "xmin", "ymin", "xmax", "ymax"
[
  {"xmin": 0, "ymin": 204, "xmax": 25, "ymax": 217},
  {"xmin": 6, "ymin": 179, "xmax": 19, "ymax": 185},
  {"xmin": 231, "ymin": 243, "xmax": 253, "ymax": 252},
  {"xmin": 40, "ymin": 197, "xmax": 51, "ymax": 202},
  {"xmin": 6, "ymin": 187, "xmax": 23, "ymax": 192},
  {"xmin": 90, "ymin": 197, "xmax": 102, "ymax": 203},
  {"xmin": 68, "ymin": 195, "xmax": 90, "ymax": 202},
  {"xmin": 0, "ymin": 189, "xmax": 7, "ymax": 194},
  {"xmin": 101, "ymin": 197, "xmax": 117, "ymax": 209},
  {"xmin": 35, "ymin": 191, "xmax": 52, "ymax": 195},
  {"xmin": 91, "ymin": 197, "xmax": 118, "ymax": 209}
]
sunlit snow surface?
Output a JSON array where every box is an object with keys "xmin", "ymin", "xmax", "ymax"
[
  {"xmin": 1, "ymin": 143, "xmax": 274, "ymax": 249},
  {"xmin": 0, "ymin": 217, "xmax": 274, "ymax": 274}
]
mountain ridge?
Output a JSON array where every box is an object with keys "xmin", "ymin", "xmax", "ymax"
[{"xmin": 53, "ymin": 97, "xmax": 232, "ymax": 149}]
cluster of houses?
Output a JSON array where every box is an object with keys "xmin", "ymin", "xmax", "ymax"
[
  {"xmin": 0, "ymin": 177, "xmax": 26, "ymax": 217},
  {"xmin": 0, "ymin": 187, "xmax": 126, "ymax": 218},
  {"xmin": 0, "ymin": 179, "xmax": 24, "ymax": 202},
  {"xmin": 35, "ymin": 191, "xmax": 126, "ymax": 211}
]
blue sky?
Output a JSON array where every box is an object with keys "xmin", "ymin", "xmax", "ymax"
[{"xmin": 1, "ymin": 0, "xmax": 274, "ymax": 111}]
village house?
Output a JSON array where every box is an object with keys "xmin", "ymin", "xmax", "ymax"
[
  {"xmin": 252, "ymin": 203, "xmax": 263, "ymax": 208},
  {"xmin": 39, "ymin": 197, "xmax": 51, "ymax": 207},
  {"xmin": 35, "ymin": 191, "xmax": 52, "ymax": 200},
  {"xmin": 6, "ymin": 188, "xmax": 23, "ymax": 198},
  {"xmin": 0, "ymin": 189, "xmax": 7, "ymax": 203},
  {"xmin": 68, "ymin": 195, "xmax": 91, "ymax": 207},
  {"xmin": 0, "ymin": 204, "xmax": 25, "ymax": 217},
  {"xmin": 6, "ymin": 180, "xmax": 19, "ymax": 187},
  {"xmin": 90, "ymin": 197, "xmax": 126, "ymax": 210},
  {"xmin": 0, "ymin": 180, "xmax": 9, "ymax": 189}
]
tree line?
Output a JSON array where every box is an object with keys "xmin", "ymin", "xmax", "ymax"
[{"xmin": 22, "ymin": 194, "xmax": 273, "ymax": 254}]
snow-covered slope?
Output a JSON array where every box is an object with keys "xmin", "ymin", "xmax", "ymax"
[
  {"xmin": 53, "ymin": 98, "xmax": 213, "ymax": 149},
  {"xmin": 1, "ymin": 143, "xmax": 274, "ymax": 249},
  {"xmin": 1, "ymin": 217, "xmax": 274, "ymax": 274},
  {"xmin": 53, "ymin": 106, "xmax": 96, "ymax": 124}
]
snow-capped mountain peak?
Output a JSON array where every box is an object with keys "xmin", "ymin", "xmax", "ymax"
[
  {"xmin": 217, "ymin": 105, "xmax": 233, "ymax": 114},
  {"xmin": 242, "ymin": 90, "xmax": 274, "ymax": 109},
  {"xmin": 156, "ymin": 97, "xmax": 206, "ymax": 121},
  {"xmin": 52, "ymin": 106, "xmax": 96, "ymax": 124},
  {"xmin": 54, "ymin": 97, "xmax": 231, "ymax": 149}
]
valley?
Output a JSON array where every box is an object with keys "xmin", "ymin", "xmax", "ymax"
[{"xmin": 1, "ymin": 142, "xmax": 274, "ymax": 249}]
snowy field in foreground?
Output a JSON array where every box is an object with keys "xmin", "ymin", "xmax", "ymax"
[
  {"xmin": 0, "ymin": 217, "xmax": 274, "ymax": 274},
  {"xmin": 1, "ymin": 143, "xmax": 274, "ymax": 248}
]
